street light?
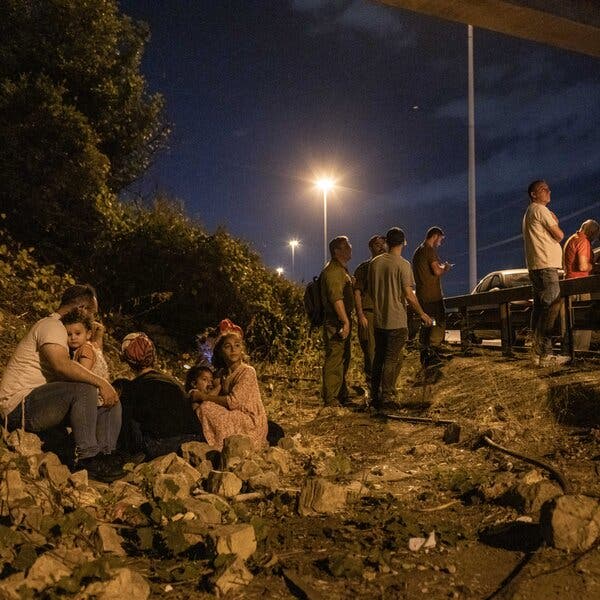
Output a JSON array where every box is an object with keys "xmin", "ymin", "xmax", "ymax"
[
  {"xmin": 275, "ymin": 267, "xmax": 284, "ymax": 276},
  {"xmin": 288, "ymin": 239, "xmax": 299, "ymax": 279},
  {"xmin": 316, "ymin": 178, "xmax": 335, "ymax": 266}
]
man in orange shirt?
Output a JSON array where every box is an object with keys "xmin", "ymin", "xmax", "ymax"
[{"xmin": 563, "ymin": 219, "xmax": 600, "ymax": 351}]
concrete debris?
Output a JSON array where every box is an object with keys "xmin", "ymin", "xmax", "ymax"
[
  {"xmin": 540, "ymin": 494, "xmax": 600, "ymax": 552},
  {"xmin": 248, "ymin": 470, "xmax": 280, "ymax": 493},
  {"xmin": 180, "ymin": 441, "xmax": 215, "ymax": 467},
  {"xmin": 95, "ymin": 524, "xmax": 127, "ymax": 556},
  {"xmin": 298, "ymin": 477, "xmax": 347, "ymax": 516},
  {"xmin": 211, "ymin": 556, "xmax": 253, "ymax": 596},
  {"xmin": 208, "ymin": 523, "xmax": 257, "ymax": 560},
  {"xmin": 6, "ymin": 429, "xmax": 43, "ymax": 456},
  {"xmin": 78, "ymin": 567, "xmax": 150, "ymax": 600},
  {"xmin": 206, "ymin": 470, "xmax": 243, "ymax": 498},
  {"xmin": 233, "ymin": 458, "xmax": 263, "ymax": 481},
  {"xmin": 221, "ymin": 435, "xmax": 254, "ymax": 469},
  {"xmin": 262, "ymin": 447, "xmax": 291, "ymax": 474}
]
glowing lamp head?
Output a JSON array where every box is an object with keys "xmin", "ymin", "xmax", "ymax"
[
  {"xmin": 316, "ymin": 178, "xmax": 335, "ymax": 192},
  {"xmin": 276, "ymin": 267, "xmax": 284, "ymax": 276},
  {"xmin": 289, "ymin": 239, "xmax": 299, "ymax": 249}
]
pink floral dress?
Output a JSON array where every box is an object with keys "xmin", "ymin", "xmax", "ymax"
[{"xmin": 195, "ymin": 363, "xmax": 268, "ymax": 451}]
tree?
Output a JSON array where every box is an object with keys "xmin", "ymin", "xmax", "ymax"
[{"xmin": 0, "ymin": 0, "xmax": 168, "ymax": 263}]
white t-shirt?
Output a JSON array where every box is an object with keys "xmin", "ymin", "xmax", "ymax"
[
  {"xmin": 522, "ymin": 202, "xmax": 563, "ymax": 270},
  {"xmin": 0, "ymin": 313, "xmax": 68, "ymax": 416}
]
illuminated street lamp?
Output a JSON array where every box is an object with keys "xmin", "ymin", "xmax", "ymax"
[
  {"xmin": 288, "ymin": 239, "xmax": 299, "ymax": 279},
  {"xmin": 316, "ymin": 178, "xmax": 335, "ymax": 266},
  {"xmin": 275, "ymin": 267, "xmax": 284, "ymax": 276}
]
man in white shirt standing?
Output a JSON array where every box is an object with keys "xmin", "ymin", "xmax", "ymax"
[{"xmin": 522, "ymin": 180, "xmax": 569, "ymax": 366}]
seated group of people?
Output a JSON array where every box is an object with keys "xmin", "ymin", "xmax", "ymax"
[{"xmin": 0, "ymin": 284, "xmax": 269, "ymax": 483}]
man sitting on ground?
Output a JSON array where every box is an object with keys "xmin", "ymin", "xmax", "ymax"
[{"xmin": 0, "ymin": 284, "xmax": 123, "ymax": 482}]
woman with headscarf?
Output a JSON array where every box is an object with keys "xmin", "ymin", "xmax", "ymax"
[
  {"xmin": 189, "ymin": 321, "xmax": 268, "ymax": 451},
  {"xmin": 117, "ymin": 332, "xmax": 204, "ymax": 459}
]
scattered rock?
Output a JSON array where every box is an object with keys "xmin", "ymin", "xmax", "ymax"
[
  {"xmin": 298, "ymin": 478, "xmax": 347, "ymax": 516},
  {"xmin": 540, "ymin": 494, "xmax": 600, "ymax": 552},
  {"xmin": 233, "ymin": 459, "xmax": 263, "ymax": 481},
  {"xmin": 208, "ymin": 523, "xmax": 257, "ymax": 560},
  {"xmin": 180, "ymin": 441, "xmax": 214, "ymax": 467},
  {"xmin": 95, "ymin": 524, "xmax": 127, "ymax": 556},
  {"xmin": 248, "ymin": 470, "xmax": 280, "ymax": 493},
  {"xmin": 262, "ymin": 447, "xmax": 291, "ymax": 474},
  {"xmin": 206, "ymin": 471, "xmax": 243, "ymax": 498},
  {"xmin": 221, "ymin": 435, "xmax": 254, "ymax": 469},
  {"xmin": 6, "ymin": 430, "xmax": 42, "ymax": 456},
  {"xmin": 41, "ymin": 463, "xmax": 71, "ymax": 488},
  {"xmin": 211, "ymin": 556, "xmax": 253, "ymax": 596},
  {"xmin": 79, "ymin": 567, "xmax": 150, "ymax": 600}
]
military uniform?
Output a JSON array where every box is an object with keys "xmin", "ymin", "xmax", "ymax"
[{"xmin": 320, "ymin": 258, "xmax": 354, "ymax": 406}]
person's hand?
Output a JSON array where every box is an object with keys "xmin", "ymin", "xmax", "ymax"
[
  {"xmin": 209, "ymin": 381, "xmax": 222, "ymax": 396},
  {"xmin": 339, "ymin": 321, "xmax": 350, "ymax": 339},
  {"xmin": 99, "ymin": 381, "xmax": 119, "ymax": 407},
  {"xmin": 358, "ymin": 313, "xmax": 368, "ymax": 329},
  {"xmin": 444, "ymin": 262, "xmax": 453, "ymax": 271},
  {"xmin": 421, "ymin": 313, "xmax": 433, "ymax": 327}
]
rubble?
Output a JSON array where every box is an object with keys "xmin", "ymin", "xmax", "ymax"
[
  {"xmin": 540, "ymin": 494, "xmax": 600, "ymax": 552},
  {"xmin": 206, "ymin": 470, "xmax": 243, "ymax": 497},
  {"xmin": 298, "ymin": 477, "xmax": 348, "ymax": 516}
]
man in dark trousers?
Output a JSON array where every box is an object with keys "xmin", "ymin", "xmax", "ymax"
[
  {"xmin": 412, "ymin": 226, "xmax": 452, "ymax": 368},
  {"xmin": 320, "ymin": 236, "xmax": 354, "ymax": 407},
  {"xmin": 353, "ymin": 234, "xmax": 386, "ymax": 385},
  {"xmin": 369, "ymin": 228, "xmax": 432, "ymax": 411}
]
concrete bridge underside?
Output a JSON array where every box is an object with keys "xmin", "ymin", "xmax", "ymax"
[{"xmin": 379, "ymin": 0, "xmax": 600, "ymax": 57}]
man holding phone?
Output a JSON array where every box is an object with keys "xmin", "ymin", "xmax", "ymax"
[{"xmin": 413, "ymin": 226, "xmax": 452, "ymax": 368}]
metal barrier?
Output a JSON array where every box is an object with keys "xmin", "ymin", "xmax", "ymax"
[{"xmin": 444, "ymin": 274, "xmax": 600, "ymax": 357}]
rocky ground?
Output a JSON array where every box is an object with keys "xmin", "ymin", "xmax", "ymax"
[{"xmin": 1, "ymin": 344, "xmax": 600, "ymax": 599}]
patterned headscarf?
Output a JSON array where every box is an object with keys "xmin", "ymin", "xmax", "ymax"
[
  {"xmin": 218, "ymin": 318, "xmax": 243, "ymax": 338},
  {"xmin": 121, "ymin": 332, "xmax": 156, "ymax": 369}
]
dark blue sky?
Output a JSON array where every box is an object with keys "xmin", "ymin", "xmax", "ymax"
[{"xmin": 121, "ymin": 0, "xmax": 600, "ymax": 295}]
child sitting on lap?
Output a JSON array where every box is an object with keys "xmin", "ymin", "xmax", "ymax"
[{"xmin": 63, "ymin": 309, "xmax": 110, "ymax": 406}]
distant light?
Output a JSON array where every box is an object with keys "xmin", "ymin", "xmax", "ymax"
[
  {"xmin": 412, "ymin": 105, "xmax": 419, "ymax": 110},
  {"xmin": 289, "ymin": 239, "xmax": 299, "ymax": 248},
  {"xmin": 316, "ymin": 178, "xmax": 335, "ymax": 192},
  {"xmin": 276, "ymin": 267, "xmax": 284, "ymax": 275}
]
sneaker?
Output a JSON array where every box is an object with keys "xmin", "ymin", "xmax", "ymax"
[
  {"xmin": 76, "ymin": 455, "xmax": 125, "ymax": 483},
  {"xmin": 540, "ymin": 355, "xmax": 571, "ymax": 368}
]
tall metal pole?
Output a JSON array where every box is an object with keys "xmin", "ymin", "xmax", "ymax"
[
  {"xmin": 323, "ymin": 189, "xmax": 328, "ymax": 267},
  {"xmin": 468, "ymin": 24, "xmax": 477, "ymax": 291}
]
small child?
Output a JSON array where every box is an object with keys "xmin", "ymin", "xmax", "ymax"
[
  {"xmin": 63, "ymin": 309, "xmax": 110, "ymax": 406},
  {"xmin": 184, "ymin": 364, "xmax": 215, "ymax": 395}
]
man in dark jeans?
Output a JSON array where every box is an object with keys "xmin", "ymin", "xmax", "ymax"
[
  {"xmin": 0, "ymin": 284, "xmax": 123, "ymax": 482},
  {"xmin": 368, "ymin": 228, "xmax": 432, "ymax": 411},
  {"xmin": 412, "ymin": 226, "xmax": 453, "ymax": 368},
  {"xmin": 522, "ymin": 179, "xmax": 569, "ymax": 367}
]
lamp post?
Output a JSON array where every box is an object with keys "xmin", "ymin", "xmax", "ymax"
[
  {"xmin": 288, "ymin": 239, "xmax": 299, "ymax": 279},
  {"xmin": 275, "ymin": 267, "xmax": 284, "ymax": 276},
  {"xmin": 316, "ymin": 178, "xmax": 335, "ymax": 266}
]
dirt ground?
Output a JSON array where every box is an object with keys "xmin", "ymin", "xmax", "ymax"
[{"xmin": 199, "ymin": 345, "xmax": 600, "ymax": 600}]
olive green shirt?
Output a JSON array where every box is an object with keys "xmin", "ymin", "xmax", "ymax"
[
  {"xmin": 320, "ymin": 258, "xmax": 354, "ymax": 324},
  {"xmin": 353, "ymin": 259, "xmax": 373, "ymax": 312}
]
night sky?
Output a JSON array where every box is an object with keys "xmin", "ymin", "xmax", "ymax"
[{"xmin": 120, "ymin": 0, "xmax": 600, "ymax": 296}]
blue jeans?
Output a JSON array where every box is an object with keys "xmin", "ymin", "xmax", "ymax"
[
  {"xmin": 6, "ymin": 382, "xmax": 122, "ymax": 459},
  {"xmin": 529, "ymin": 268, "xmax": 561, "ymax": 356},
  {"xmin": 372, "ymin": 328, "xmax": 408, "ymax": 408}
]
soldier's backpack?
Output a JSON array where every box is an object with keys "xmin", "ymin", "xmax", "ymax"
[{"xmin": 303, "ymin": 275, "xmax": 324, "ymax": 328}]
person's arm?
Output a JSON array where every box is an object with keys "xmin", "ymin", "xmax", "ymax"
[
  {"xmin": 577, "ymin": 248, "xmax": 594, "ymax": 273},
  {"xmin": 353, "ymin": 289, "xmax": 368, "ymax": 329},
  {"xmin": 404, "ymin": 286, "xmax": 433, "ymax": 327},
  {"xmin": 545, "ymin": 211, "xmax": 564, "ymax": 242},
  {"xmin": 430, "ymin": 260, "xmax": 452, "ymax": 276},
  {"xmin": 40, "ymin": 343, "xmax": 119, "ymax": 406},
  {"xmin": 74, "ymin": 342, "xmax": 95, "ymax": 371},
  {"xmin": 333, "ymin": 299, "xmax": 351, "ymax": 339},
  {"xmin": 90, "ymin": 321, "xmax": 105, "ymax": 351}
]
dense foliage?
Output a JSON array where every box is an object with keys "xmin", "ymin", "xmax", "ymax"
[
  {"xmin": 0, "ymin": 0, "xmax": 168, "ymax": 264},
  {"xmin": 0, "ymin": 1, "xmax": 313, "ymax": 362}
]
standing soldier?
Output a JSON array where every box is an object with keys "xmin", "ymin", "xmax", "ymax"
[
  {"xmin": 412, "ymin": 227, "xmax": 452, "ymax": 368},
  {"xmin": 353, "ymin": 235, "xmax": 387, "ymax": 385},
  {"xmin": 320, "ymin": 236, "xmax": 354, "ymax": 407}
]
